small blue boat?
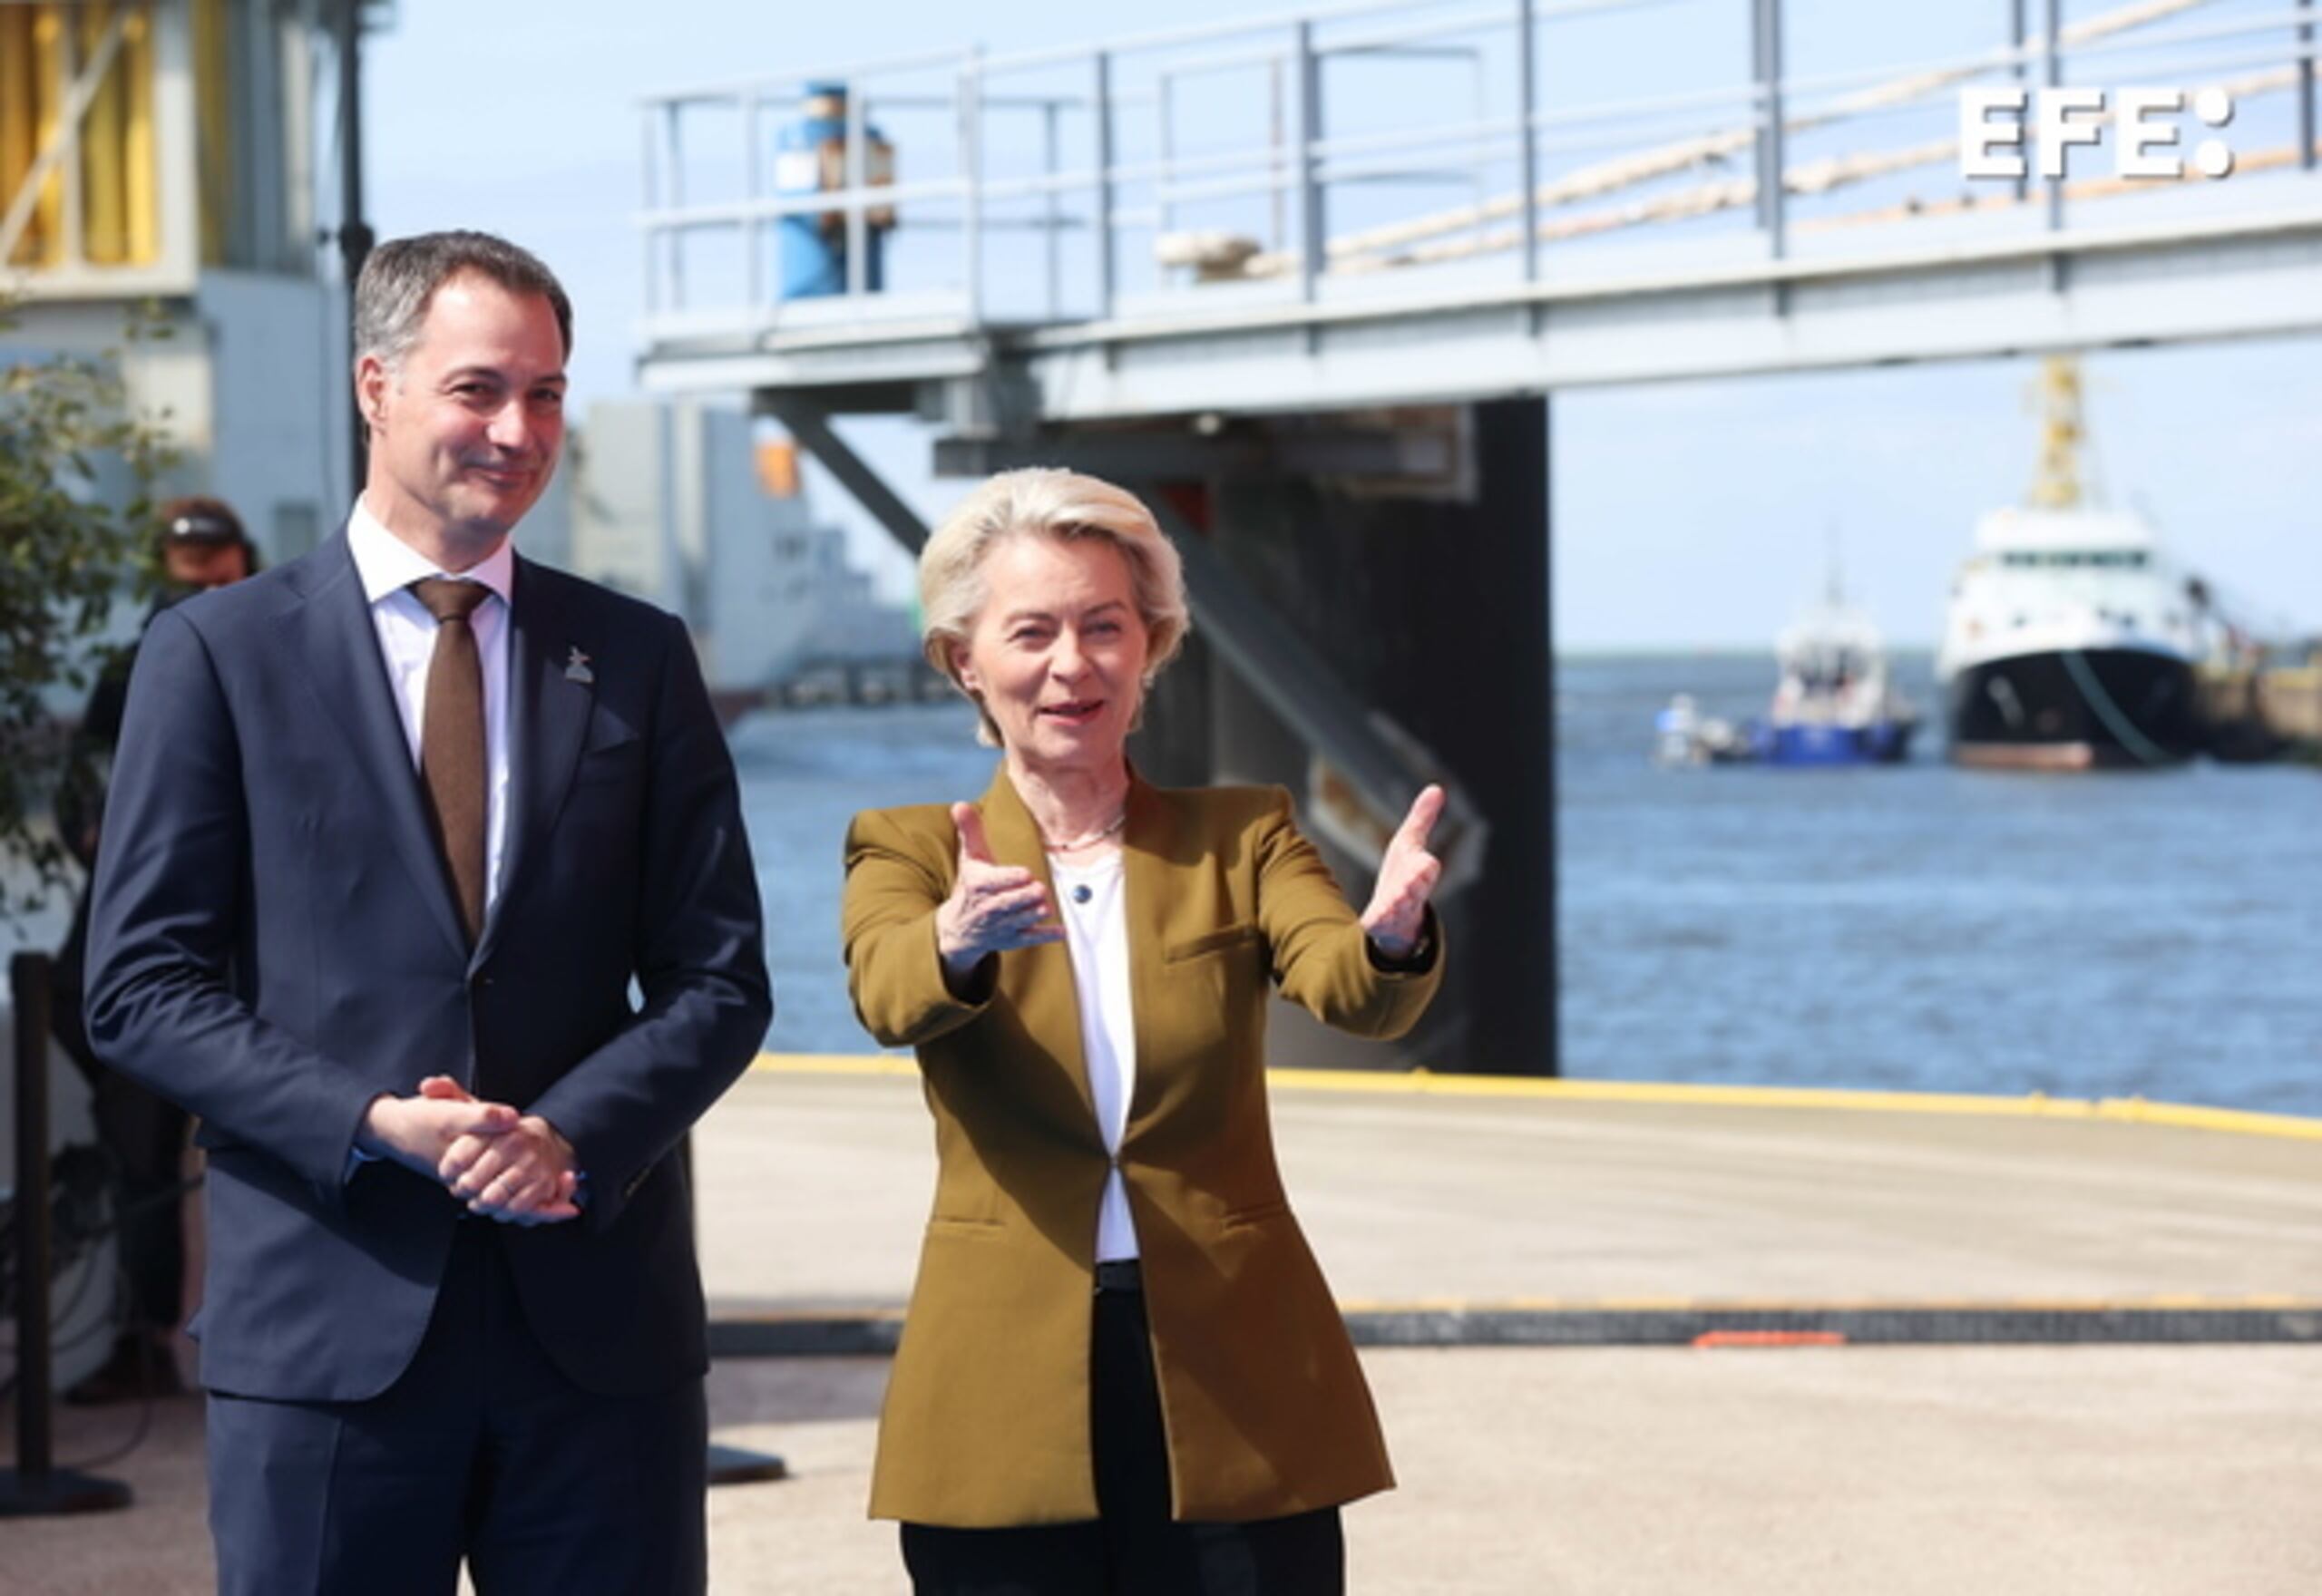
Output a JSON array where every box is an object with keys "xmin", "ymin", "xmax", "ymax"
[{"xmin": 1746, "ymin": 598, "xmax": 1918, "ymax": 766}]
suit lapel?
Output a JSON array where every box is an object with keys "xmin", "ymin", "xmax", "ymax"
[
  {"xmin": 979, "ymin": 765, "xmax": 1098, "ymax": 1125},
  {"xmin": 295, "ymin": 534, "xmax": 470, "ymax": 961},
  {"xmin": 475, "ymin": 557, "xmax": 591, "ymax": 967}
]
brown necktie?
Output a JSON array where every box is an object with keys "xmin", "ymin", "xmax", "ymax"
[{"xmin": 412, "ymin": 578, "xmax": 491, "ymax": 943}]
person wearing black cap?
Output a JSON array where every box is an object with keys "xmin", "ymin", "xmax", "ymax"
[
  {"xmin": 157, "ymin": 494, "xmax": 259, "ymax": 595},
  {"xmin": 63, "ymin": 497, "xmax": 260, "ymax": 827},
  {"xmin": 50, "ymin": 495, "xmax": 259, "ymax": 1404}
]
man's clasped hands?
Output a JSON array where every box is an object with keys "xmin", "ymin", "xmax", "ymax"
[{"xmin": 357, "ymin": 1078, "xmax": 582, "ymax": 1226}]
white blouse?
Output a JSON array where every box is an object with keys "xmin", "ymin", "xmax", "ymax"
[{"xmin": 1048, "ymin": 850, "xmax": 1138, "ymax": 1262}]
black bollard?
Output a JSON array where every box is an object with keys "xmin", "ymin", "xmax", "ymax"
[{"xmin": 1, "ymin": 951, "xmax": 132, "ymax": 1516}]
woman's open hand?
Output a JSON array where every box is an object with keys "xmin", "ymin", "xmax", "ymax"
[
  {"xmin": 1359, "ymin": 784, "xmax": 1444, "ymax": 960},
  {"xmin": 934, "ymin": 803, "xmax": 1061, "ymax": 980}
]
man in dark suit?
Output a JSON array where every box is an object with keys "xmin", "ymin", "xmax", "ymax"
[{"xmin": 83, "ymin": 230, "xmax": 770, "ymax": 1594}]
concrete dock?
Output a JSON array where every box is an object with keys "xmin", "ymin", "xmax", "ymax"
[
  {"xmin": 10, "ymin": 1060, "xmax": 2322, "ymax": 1593},
  {"xmin": 702, "ymin": 1061, "xmax": 2322, "ymax": 1331}
]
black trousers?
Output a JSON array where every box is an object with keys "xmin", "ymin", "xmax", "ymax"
[
  {"xmin": 902, "ymin": 1269, "xmax": 1346, "ymax": 1596},
  {"xmin": 205, "ymin": 1222, "xmax": 707, "ymax": 1596}
]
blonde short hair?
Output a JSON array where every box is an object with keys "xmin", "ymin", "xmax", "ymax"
[{"xmin": 920, "ymin": 469, "xmax": 1192, "ymax": 746}]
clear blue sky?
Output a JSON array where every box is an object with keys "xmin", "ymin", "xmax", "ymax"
[{"xmin": 363, "ymin": 0, "xmax": 2322, "ymax": 651}]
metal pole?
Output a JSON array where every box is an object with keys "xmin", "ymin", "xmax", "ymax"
[
  {"xmin": 2045, "ymin": 0, "xmax": 2063, "ymax": 233},
  {"xmin": 640, "ymin": 109, "xmax": 660, "ymax": 316},
  {"xmin": 0, "ymin": 954, "xmax": 132, "ymax": 1516},
  {"xmin": 2300, "ymin": 0, "xmax": 2316, "ymax": 171},
  {"xmin": 961, "ymin": 51, "xmax": 983, "ymax": 323},
  {"xmin": 1043, "ymin": 99, "xmax": 1062, "ymax": 317},
  {"xmin": 1296, "ymin": 20, "xmax": 1324, "ymax": 302},
  {"xmin": 336, "ymin": 0, "xmax": 372, "ymax": 491},
  {"xmin": 2011, "ymin": 0, "xmax": 2030, "ymax": 206},
  {"xmin": 1093, "ymin": 50, "xmax": 1116, "ymax": 319},
  {"xmin": 1156, "ymin": 73, "xmax": 1175, "ymax": 246},
  {"xmin": 1751, "ymin": 0, "xmax": 1785, "ymax": 260},
  {"xmin": 845, "ymin": 83, "xmax": 868, "ymax": 300},
  {"xmin": 1270, "ymin": 57, "xmax": 1287, "ymax": 252},
  {"xmin": 1516, "ymin": 0, "xmax": 1539, "ymax": 283},
  {"xmin": 664, "ymin": 102, "xmax": 688, "ymax": 308},
  {"xmin": 1468, "ymin": 42, "xmax": 1488, "ymax": 249},
  {"xmin": 743, "ymin": 92, "xmax": 763, "ymax": 309}
]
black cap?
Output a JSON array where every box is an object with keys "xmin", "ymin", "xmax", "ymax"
[{"xmin": 158, "ymin": 495, "xmax": 249, "ymax": 548}]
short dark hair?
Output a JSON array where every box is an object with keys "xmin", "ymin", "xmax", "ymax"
[{"xmin": 353, "ymin": 230, "xmax": 573, "ymax": 372}]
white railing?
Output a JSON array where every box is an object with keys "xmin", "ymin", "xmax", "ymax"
[{"xmin": 637, "ymin": 0, "xmax": 2322, "ymax": 336}]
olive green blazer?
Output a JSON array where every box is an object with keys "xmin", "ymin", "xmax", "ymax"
[{"xmin": 841, "ymin": 765, "xmax": 1443, "ymax": 1528}]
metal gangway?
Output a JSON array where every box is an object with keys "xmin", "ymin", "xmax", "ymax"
[{"xmin": 635, "ymin": 0, "xmax": 2322, "ymax": 413}]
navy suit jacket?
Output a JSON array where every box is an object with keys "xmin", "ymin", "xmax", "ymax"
[{"xmin": 83, "ymin": 531, "xmax": 771, "ymax": 1402}]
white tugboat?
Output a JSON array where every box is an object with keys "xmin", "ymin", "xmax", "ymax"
[{"xmin": 1935, "ymin": 358, "xmax": 2207, "ymax": 770}]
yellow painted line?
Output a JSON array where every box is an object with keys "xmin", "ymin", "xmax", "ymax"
[
  {"xmin": 748, "ymin": 1053, "xmax": 2322, "ymax": 1142},
  {"xmin": 1341, "ymin": 1297, "xmax": 1583, "ymax": 1313},
  {"xmin": 2089, "ymin": 1097, "xmax": 2322, "ymax": 1141},
  {"xmin": 755, "ymin": 1052, "xmax": 921, "ymax": 1078},
  {"xmin": 1270, "ymin": 1066, "xmax": 2322, "ymax": 1143},
  {"xmin": 716, "ymin": 1296, "xmax": 2322, "ymax": 1319}
]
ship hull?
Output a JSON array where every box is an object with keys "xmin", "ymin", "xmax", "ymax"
[
  {"xmin": 1756, "ymin": 720, "xmax": 1917, "ymax": 766},
  {"xmin": 1945, "ymin": 647, "xmax": 2201, "ymax": 769}
]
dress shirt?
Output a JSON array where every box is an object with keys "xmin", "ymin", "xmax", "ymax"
[{"xmin": 346, "ymin": 498, "xmax": 514, "ymax": 920}]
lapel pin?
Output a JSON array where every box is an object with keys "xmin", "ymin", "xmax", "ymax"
[{"xmin": 564, "ymin": 647, "xmax": 594, "ymax": 685}]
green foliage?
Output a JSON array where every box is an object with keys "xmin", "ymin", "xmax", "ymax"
[{"xmin": 0, "ymin": 300, "xmax": 174, "ymax": 919}]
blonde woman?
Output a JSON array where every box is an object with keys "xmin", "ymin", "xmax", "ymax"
[{"xmin": 843, "ymin": 469, "xmax": 1445, "ymax": 1595}]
